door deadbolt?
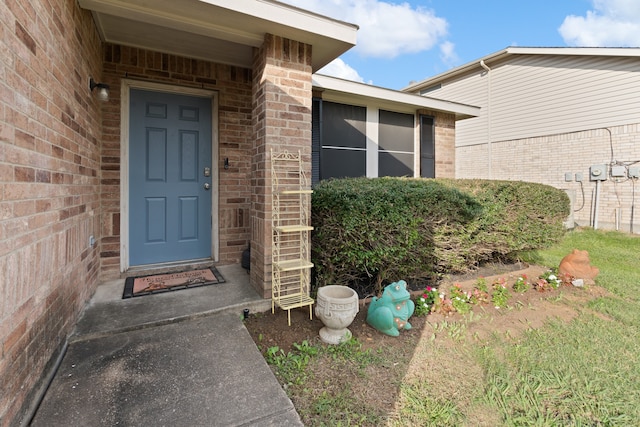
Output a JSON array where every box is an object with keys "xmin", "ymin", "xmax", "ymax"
[
  {"xmin": 203, "ymin": 182, "xmax": 211, "ymax": 190},
  {"xmin": 203, "ymin": 167, "xmax": 211, "ymax": 177}
]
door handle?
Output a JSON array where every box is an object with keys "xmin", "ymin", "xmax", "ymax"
[{"xmin": 203, "ymin": 182, "xmax": 211, "ymax": 190}]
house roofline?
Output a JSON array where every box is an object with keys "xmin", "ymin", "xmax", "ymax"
[
  {"xmin": 79, "ymin": 0, "xmax": 358, "ymax": 71},
  {"xmin": 403, "ymin": 46, "xmax": 640, "ymax": 92},
  {"xmin": 313, "ymin": 74, "xmax": 480, "ymax": 120}
]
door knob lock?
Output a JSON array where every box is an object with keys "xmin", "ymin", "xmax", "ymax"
[{"xmin": 203, "ymin": 182, "xmax": 211, "ymax": 190}]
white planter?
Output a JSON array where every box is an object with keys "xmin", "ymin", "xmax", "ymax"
[{"xmin": 315, "ymin": 285, "xmax": 359, "ymax": 345}]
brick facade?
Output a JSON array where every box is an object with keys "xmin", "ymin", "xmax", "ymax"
[
  {"xmin": 98, "ymin": 45, "xmax": 254, "ymax": 279},
  {"xmin": 251, "ymin": 34, "xmax": 313, "ymax": 297},
  {"xmin": 1, "ymin": 1, "xmax": 460, "ymax": 423},
  {"xmin": 418, "ymin": 109, "xmax": 456, "ymax": 178},
  {"xmin": 0, "ymin": 1, "xmax": 102, "ymax": 424},
  {"xmin": 1, "ymin": 2, "xmax": 310, "ymax": 423},
  {"xmin": 456, "ymin": 124, "xmax": 640, "ymax": 232}
]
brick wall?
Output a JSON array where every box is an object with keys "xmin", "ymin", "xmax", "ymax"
[
  {"xmin": 251, "ymin": 34, "xmax": 313, "ymax": 297},
  {"xmin": 456, "ymin": 124, "xmax": 640, "ymax": 232},
  {"xmin": 99, "ymin": 45, "xmax": 254, "ymax": 278},
  {"xmin": 418, "ymin": 109, "xmax": 456, "ymax": 178},
  {"xmin": 0, "ymin": 1, "xmax": 103, "ymax": 425}
]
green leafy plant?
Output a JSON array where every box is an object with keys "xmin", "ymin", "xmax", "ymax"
[
  {"xmin": 293, "ymin": 340, "xmax": 320, "ymax": 357},
  {"xmin": 491, "ymin": 278, "xmax": 509, "ymax": 308},
  {"xmin": 475, "ymin": 277, "xmax": 488, "ymax": 293},
  {"xmin": 450, "ymin": 283, "xmax": 472, "ymax": 314},
  {"xmin": 512, "ymin": 274, "xmax": 529, "ymax": 292},
  {"xmin": 323, "ymin": 337, "xmax": 382, "ymax": 369},
  {"xmin": 264, "ymin": 340, "xmax": 317, "ymax": 385},
  {"xmin": 414, "ymin": 286, "xmax": 439, "ymax": 316}
]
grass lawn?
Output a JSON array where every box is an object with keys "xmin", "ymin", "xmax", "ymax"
[{"xmin": 390, "ymin": 228, "xmax": 640, "ymax": 426}]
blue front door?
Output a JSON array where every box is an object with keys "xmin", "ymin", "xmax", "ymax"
[{"xmin": 129, "ymin": 89, "xmax": 212, "ymax": 266}]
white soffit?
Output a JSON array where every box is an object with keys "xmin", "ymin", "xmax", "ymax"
[
  {"xmin": 313, "ymin": 74, "xmax": 480, "ymax": 120},
  {"xmin": 78, "ymin": 0, "xmax": 358, "ymax": 71}
]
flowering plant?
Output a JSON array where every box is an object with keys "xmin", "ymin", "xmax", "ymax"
[
  {"xmin": 470, "ymin": 286, "xmax": 490, "ymax": 304},
  {"xmin": 533, "ymin": 278, "xmax": 550, "ymax": 292},
  {"xmin": 414, "ymin": 286, "xmax": 438, "ymax": 316},
  {"xmin": 512, "ymin": 274, "xmax": 529, "ymax": 293},
  {"xmin": 475, "ymin": 277, "xmax": 488, "ymax": 293},
  {"xmin": 433, "ymin": 292, "xmax": 455, "ymax": 315},
  {"xmin": 491, "ymin": 277, "xmax": 509, "ymax": 308},
  {"xmin": 534, "ymin": 269, "xmax": 561, "ymax": 292},
  {"xmin": 468, "ymin": 277, "xmax": 490, "ymax": 304},
  {"xmin": 560, "ymin": 272, "xmax": 575, "ymax": 286},
  {"xmin": 450, "ymin": 283, "xmax": 472, "ymax": 314}
]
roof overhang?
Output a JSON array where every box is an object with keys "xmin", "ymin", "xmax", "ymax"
[
  {"xmin": 313, "ymin": 74, "xmax": 480, "ymax": 120},
  {"xmin": 404, "ymin": 46, "xmax": 640, "ymax": 93},
  {"xmin": 78, "ymin": 0, "xmax": 358, "ymax": 71}
]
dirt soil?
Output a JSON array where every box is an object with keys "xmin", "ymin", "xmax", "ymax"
[{"xmin": 244, "ymin": 263, "xmax": 609, "ymax": 426}]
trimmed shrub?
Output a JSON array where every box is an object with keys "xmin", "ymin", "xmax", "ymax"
[{"xmin": 311, "ymin": 178, "xmax": 569, "ymax": 296}]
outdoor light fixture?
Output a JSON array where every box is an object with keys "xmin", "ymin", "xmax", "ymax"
[{"xmin": 89, "ymin": 78, "xmax": 110, "ymax": 102}]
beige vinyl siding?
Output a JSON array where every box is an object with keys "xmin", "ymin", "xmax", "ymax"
[
  {"xmin": 489, "ymin": 55, "xmax": 640, "ymax": 140},
  {"xmin": 424, "ymin": 72, "xmax": 489, "ymax": 146},
  {"xmin": 429, "ymin": 54, "xmax": 640, "ymax": 147}
]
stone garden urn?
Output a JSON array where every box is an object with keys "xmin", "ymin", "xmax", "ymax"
[{"xmin": 315, "ymin": 285, "xmax": 359, "ymax": 345}]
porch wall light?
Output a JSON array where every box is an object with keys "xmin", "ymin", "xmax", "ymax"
[{"xmin": 89, "ymin": 78, "xmax": 110, "ymax": 102}]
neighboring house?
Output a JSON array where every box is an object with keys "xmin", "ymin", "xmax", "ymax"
[
  {"xmin": 0, "ymin": 1, "xmax": 476, "ymax": 424},
  {"xmin": 405, "ymin": 47, "xmax": 640, "ymax": 233}
]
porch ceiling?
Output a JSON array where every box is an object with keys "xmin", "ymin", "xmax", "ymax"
[{"xmin": 78, "ymin": 0, "xmax": 358, "ymax": 71}]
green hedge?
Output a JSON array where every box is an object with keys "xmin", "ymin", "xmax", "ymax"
[{"xmin": 311, "ymin": 177, "xmax": 569, "ymax": 296}]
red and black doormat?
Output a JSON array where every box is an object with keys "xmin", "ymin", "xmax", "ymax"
[{"xmin": 123, "ymin": 267, "xmax": 225, "ymax": 299}]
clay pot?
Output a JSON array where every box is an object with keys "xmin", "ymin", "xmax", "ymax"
[{"xmin": 315, "ymin": 285, "xmax": 359, "ymax": 345}]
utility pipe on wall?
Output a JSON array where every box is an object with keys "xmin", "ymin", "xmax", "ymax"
[
  {"xmin": 593, "ymin": 180, "xmax": 601, "ymax": 230},
  {"xmin": 480, "ymin": 60, "xmax": 492, "ymax": 179},
  {"xmin": 631, "ymin": 178, "xmax": 636, "ymax": 233}
]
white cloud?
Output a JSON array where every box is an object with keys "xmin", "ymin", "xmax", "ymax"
[
  {"xmin": 559, "ymin": 0, "xmax": 640, "ymax": 46},
  {"xmin": 317, "ymin": 58, "xmax": 368, "ymax": 83},
  {"xmin": 439, "ymin": 41, "xmax": 459, "ymax": 67},
  {"xmin": 280, "ymin": 0, "xmax": 449, "ymax": 58}
]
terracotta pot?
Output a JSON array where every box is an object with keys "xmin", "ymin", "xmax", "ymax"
[{"xmin": 315, "ymin": 285, "xmax": 359, "ymax": 345}]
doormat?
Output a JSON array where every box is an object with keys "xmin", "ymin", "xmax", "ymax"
[{"xmin": 123, "ymin": 267, "xmax": 225, "ymax": 299}]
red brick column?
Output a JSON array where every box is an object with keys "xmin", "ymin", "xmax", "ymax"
[{"xmin": 251, "ymin": 34, "xmax": 313, "ymax": 297}]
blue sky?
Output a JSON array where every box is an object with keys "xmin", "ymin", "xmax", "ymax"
[{"xmin": 280, "ymin": 0, "xmax": 640, "ymax": 90}]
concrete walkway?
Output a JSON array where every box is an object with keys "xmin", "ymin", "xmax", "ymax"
[{"xmin": 29, "ymin": 265, "xmax": 303, "ymax": 426}]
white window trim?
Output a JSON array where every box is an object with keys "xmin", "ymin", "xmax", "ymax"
[{"xmin": 366, "ymin": 107, "xmax": 379, "ymax": 177}]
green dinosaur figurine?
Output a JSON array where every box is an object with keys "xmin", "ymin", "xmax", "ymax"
[{"xmin": 366, "ymin": 280, "xmax": 415, "ymax": 337}]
